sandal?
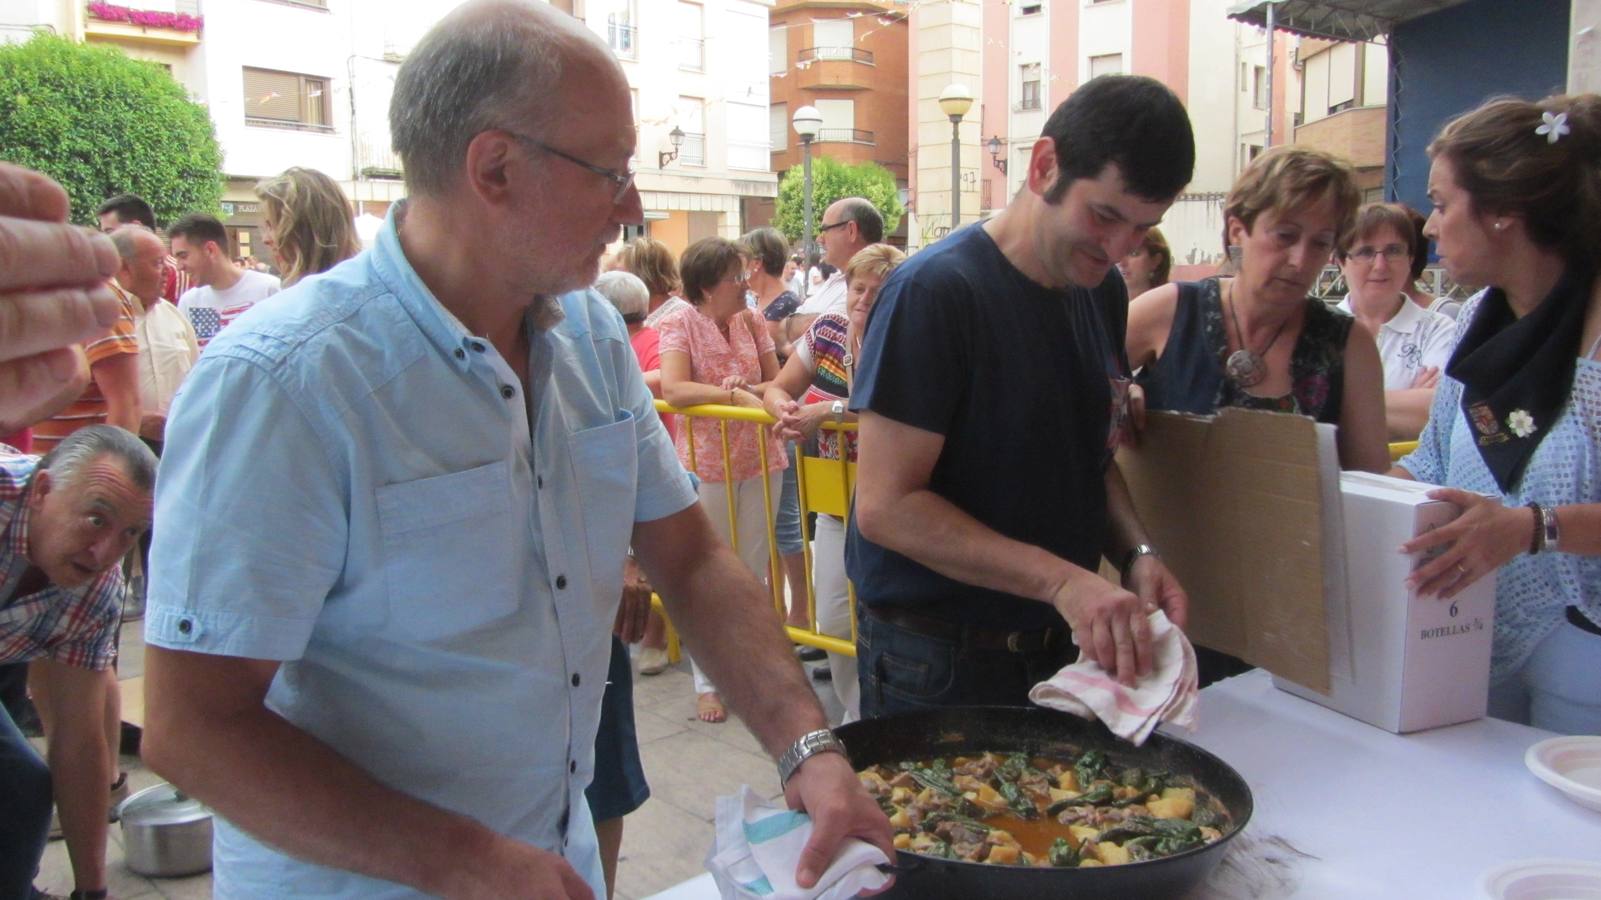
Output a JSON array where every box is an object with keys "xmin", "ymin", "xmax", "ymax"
[{"xmin": 696, "ymin": 692, "xmax": 727, "ymax": 724}]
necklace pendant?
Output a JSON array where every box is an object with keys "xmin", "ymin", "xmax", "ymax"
[{"xmin": 1225, "ymin": 349, "xmax": 1267, "ymax": 388}]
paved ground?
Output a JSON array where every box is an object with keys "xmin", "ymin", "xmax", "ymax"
[{"xmin": 34, "ymin": 621, "xmax": 844, "ymax": 900}]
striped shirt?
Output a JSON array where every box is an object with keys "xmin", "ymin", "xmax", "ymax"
[
  {"xmin": 32, "ymin": 281, "xmax": 141, "ymax": 452},
  {"xmin": 0, "ymin": 448, "xmax": 123, "ymax": 669},
  {"xmin": 794, "ymin": 313, "xmax": 858, "ymax": 461}
]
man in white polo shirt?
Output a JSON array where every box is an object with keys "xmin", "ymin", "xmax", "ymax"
[
  {"xmin": 784, "ymin": 197, "xmax": 881, "ymax": 344},
  {"xmin": 169, "ymin": 214, "xmax": 280, "ymax": 349}
]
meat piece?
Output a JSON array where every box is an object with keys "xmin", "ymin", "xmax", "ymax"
[
  {"xmin": 888, "ymin": 771, "xmax": 918, "ymax": 790},
  {"xmin": 932, "ymin": 820, "xmax": 988, "ymax": 847}
]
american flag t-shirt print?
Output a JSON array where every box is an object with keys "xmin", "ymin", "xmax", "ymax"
[{"xmin": 188, "ymin": 303, "xmax": 253, "ymax": 348}]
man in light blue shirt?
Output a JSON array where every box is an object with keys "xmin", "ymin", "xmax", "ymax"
[{"xmin": 139, "ymin": 3, "xmax": 891, "ymax": 897}]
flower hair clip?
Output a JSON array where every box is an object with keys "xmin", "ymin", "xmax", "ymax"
[{"xmin": 1536, "ymin": 111, "xmax": 1570, "ymax": 144}]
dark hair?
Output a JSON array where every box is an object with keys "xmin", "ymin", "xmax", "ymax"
[
  {"xmin": 615, "ymin": 237, "xmax": 681, "ymax": 298},
  {"xmin": 739, "ymin": 227, "xmax": 790, "ymax": 277},
  {"xmin": 1042, "ymin": 75, "xmax": 1195, "ymax": 204},
  {"xmin": 168, "ymin": 213, "xmax": 228, "ymax": 250},
  {"xmin": 835, "ymin": 197, "xmax": 884, "ymax": 244},
  {"xmin": 96, "ymin": 193, "xmax": 156, "ymax": 229},
  {"xmin": 1404, "ymin": 205, "xmax": 1430, "ymax": 281},
  {"xmin": 679, "ymin": 237, "xmax": 745, "ymax": 305},
  {"xmin": 1427, "ymin": 93, "xmax": 1601, "ymax": 270},
  {"xmin": 1336, "ymin": 202, "xmax": 1416, "ymax": 262}
]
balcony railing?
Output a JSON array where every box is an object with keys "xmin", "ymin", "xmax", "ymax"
[
  {"xmin": 85, "ymin": 0, "xmax": 203, "ymax": 35},
  {"xmin": 678, "ymin": 37, "xmax": 704, "ymax": 71},
  {"xmin": 813, "ymin": 128, "xmax": 874, "ymax": 145},
  {"xmin": 608, "ymin": 21, "xmax": 637, "ymax": 59},
  {"xmin": 798, "ymin": 46, "xmax": 874, "ymax": 65},
  {"xmin": 680, "ymin": 131, "xmax": 706, "ymax": 166}
]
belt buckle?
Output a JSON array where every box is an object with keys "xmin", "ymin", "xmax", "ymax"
[{"xmin": 1006, "ymin": 631, "xmax": 1023, "ymax": 653}]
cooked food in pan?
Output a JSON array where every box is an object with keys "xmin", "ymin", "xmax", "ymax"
[{"xmin": 858, "ymin": 750, "xmax": 1230, "ymax": 867}]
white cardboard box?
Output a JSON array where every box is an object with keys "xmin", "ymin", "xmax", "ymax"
[{"xmin": 1274, "ymin": 471, "xmax": 1496, "ymax": 733}]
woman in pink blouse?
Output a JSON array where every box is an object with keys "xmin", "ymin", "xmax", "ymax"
[{"xmin": 659, "ymin": 237, "xmax": 788, "ymax": 722}]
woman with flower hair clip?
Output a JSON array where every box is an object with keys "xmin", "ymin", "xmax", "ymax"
[{"xmin": 1392, "ymin": 93, "xmax": 1601, "ymax": 735}]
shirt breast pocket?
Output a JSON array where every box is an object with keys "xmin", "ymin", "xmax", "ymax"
[
  {"xmin": 375, "ymin": 461, "xmax": 520, "ymax": 641},
  {"xmin": 568, "ymin": 411, "xmax": 640, "ymax": 593}
]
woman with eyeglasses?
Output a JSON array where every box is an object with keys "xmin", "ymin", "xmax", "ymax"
[
  {"xmin": 1334, "ymin": 203, "xmax": 1458, "ymax": 440},
  {"xmin": 1127, "ymin": 146, "xmax": 1390, "ymax": 474},
  {"xmin": 1391, "ymin": 94, "xmax": 1601, "ymax": 735},
  {"xmin": 658, "ymin": 237, "xmax": 788, "ymax": 723}
]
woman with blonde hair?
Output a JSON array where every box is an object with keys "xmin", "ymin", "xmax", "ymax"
[
  {"xmin": 1392, "ymin": 94, "xmax": 1601, "ymax": 734},
  {"xmin": 613, "ymin": 236, "xmax": 690, "ymax": 329},
  {"xmin": 763, "ymin": 243, "xmax": 906, "ymax": 722},
  {"xmin": 254, "ymin": 167, "xmax": 361, "ymax": 286}
]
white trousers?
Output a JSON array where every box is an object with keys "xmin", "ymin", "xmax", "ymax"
[
  {"xmin": 691, "ymin": 471, "xmax": 782, "ymax": 695},
  {"xmin": 812, "ymin": 513, "xmax": 860, "ymax": 723}
]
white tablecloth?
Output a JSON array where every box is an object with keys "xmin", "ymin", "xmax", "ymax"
[{"xmin": 649, "ymin": 670, "xmax": 1601, "ymax": 899}]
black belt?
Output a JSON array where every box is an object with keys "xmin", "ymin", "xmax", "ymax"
[
  {"xmin": 1567, "ymin": 606, "xmax": 1601, "ymax": 637},
  {"xmin": 863, "ymin": 605, "xmax": 1062, "ymax": 654}
]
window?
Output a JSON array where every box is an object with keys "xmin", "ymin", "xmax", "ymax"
[
  {"xmin": 769, "ymin": 25, "xmax": 788, "ymax": 75},
  {"xmin": 1089, "ymin": 53, "xmax": 1122, "ymax": 79},
  {"xmin": 1252, "ymin": 65, "xmax": 1268, "ymax": 110},
  {"xmin": 812, "ymin": 18, "xmax": 854, "ymax": 61},
  {"xmin": 815, "ymin": 98, "xmax": 855, "ymax": 142},
  {"xmin": 678, "ymin": 2, "xmax": 704, "ymax": 72},
  {"xmin": 1019, "ymin": 3, "xmax": 1042, "ymax": 13},
  {"xmin": 607, "ymin": 3, "xmax": 637, "ymax": 60},
  {"xmin": 770, "ymin": 102, "xmax": 788, "ymax": 152},
  {"xmin": 243, "ymin": 67, "xmax": 330, "ymax": 129},
  {"xmin": 1019, "ymin": 63, "xmax": 1041, "ymax": 111},
  {"xmin": 678, "ymin": 96, "xmax": 705, "ymax": 165}
]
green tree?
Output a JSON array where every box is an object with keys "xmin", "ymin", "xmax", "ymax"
[
  {"xmin": 773, "ymin": 156, "xmax": 904, "ymax": 253},
  {"xmin": 0, "ymin": 35, "xmax": 222, "ymax": 226}
]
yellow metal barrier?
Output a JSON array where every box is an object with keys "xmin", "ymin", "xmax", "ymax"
[
  {"xmin": 1389, "ymin": 440, "xmax": 1418, "ymax": 463},
  {"xmin": 648, "ymin": 400, "xmax": 860, "ymax": 663}
]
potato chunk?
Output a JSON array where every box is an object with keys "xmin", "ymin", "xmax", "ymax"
[
  {"xmin": 1092, "ymin": 841, "xmax": 1131, "ymax": 866},
  {"xmin": 1148, "ymin": 787, "xmax": 1196, "ymax": 820},
  {"xmin": 887, "ymin": 808, "xmax": 913, "ymax": 830},
  {"xmin": 986, "ymin": 844, "xmax": 1021, "ymax": 865},
  {"xmin": 893, "ymin": 833, "xmax": 912, "ymax": 850},
  {"xmin": 1056, "ymin": 771, "xmax": 1080, "ymax": 792}
]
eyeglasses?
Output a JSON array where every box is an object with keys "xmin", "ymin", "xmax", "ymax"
[
  {"xmin": 1348, "ymin": 243, "xmax": 1409, "ymax": 263},
  {"xmin": 817, "ymin": 220, "xmax": 848, "ymax": 234},
  {"xmin": 503, "ymin": 129, "xmax": 636, "ymax": 205}
]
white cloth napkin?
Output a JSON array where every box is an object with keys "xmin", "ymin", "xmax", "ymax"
[
  {"xmin": 1028, "ymin": 610, "xmax": 1199, "ymax": 745},
  {"xmin": 705, "ymin": 785, "xmax": 891, "ymax": 900}
]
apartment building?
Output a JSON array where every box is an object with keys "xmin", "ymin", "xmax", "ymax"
[
  {"xmin": 911, "ymin": 0, "xmax": 1303, "ymax": 270},
  {"xmin": 1293, "ymin": 37, "xmax": 1388, "ymax": 201},
  {"xmin": 764, "ymin": 1, "xmax": 909, "ymax": 241},
  {"xmin": 3, "ymin": 0, "xmax": 774, "ymax": 258}
]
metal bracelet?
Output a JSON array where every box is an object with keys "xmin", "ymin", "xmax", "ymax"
[
  {"xmin": 777, "ymin": 728, "xmax": 847, "ymax": 789},
  {"xmin": 1527, "ymin": 502, "xmax": 1546, "ymax": 555}
]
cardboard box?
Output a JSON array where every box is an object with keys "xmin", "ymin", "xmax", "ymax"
[{"xmin": 1273, "ymin": 472, "xmax": 1495, "ymax": 733}]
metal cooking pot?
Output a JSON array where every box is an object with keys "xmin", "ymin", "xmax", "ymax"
[
  {"xmin": 118, "ymin": 782, "xmax": 213, "ymax": 878},
  {"xmin": 835, "ymin": 705, "xmax": 1253, "ymax": 900}
]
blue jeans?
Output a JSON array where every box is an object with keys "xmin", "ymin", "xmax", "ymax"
[
  {"xmin": 1488, "ymin": 615, "xmax": 1601, "ymax": 735},
  {"xmin": 1, "ymin": 698, "xmax": 52, "ymax": 898},
  {"xmin": 856, "ymin": 607, "xmax": 1074, "ymax": 719},
  {"xmin": 774, "ymin": 444, "xmax": 802, "ymax": 556}
]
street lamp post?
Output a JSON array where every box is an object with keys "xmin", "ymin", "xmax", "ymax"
[
  {"xmin": 791, "ymin": 104, "xmax": 823, "ymax": 296},
  {"xmin": 938, "ymin": 84, "xmax": 974, "ymax": 231}
]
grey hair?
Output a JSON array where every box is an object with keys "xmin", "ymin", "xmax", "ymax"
[
  {"xmin": 594, "ymin": 270, "xmax": 649, "ymax": 320},
  {"xmin": 108, "ymin": 224, "xmax": 156, "ymax": 263},
  {"xmin": 390, "ymin": 0, "xmax": 570, "ymax": 197},
  {"xmin": 837, "ymin": 197, "xmax": 884, "ymax": 244},
  {"xmin": 38, "ymin": 425, "xmax": 158, "ymax": 494}
]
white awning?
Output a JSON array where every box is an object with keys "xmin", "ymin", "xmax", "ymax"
[{"xmin": 1226, "ymin": 0, "xmax": 1469, "ymax": 42}]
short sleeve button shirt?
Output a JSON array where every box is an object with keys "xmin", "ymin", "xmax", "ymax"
[{"xmin": 145, "ymin": 205, "xmax": 696, "ymax": 898}]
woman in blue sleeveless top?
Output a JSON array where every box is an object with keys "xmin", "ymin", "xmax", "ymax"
[{"xmin": 1126, "ymin": 147, "xmax": 1390, "ymax": 474}]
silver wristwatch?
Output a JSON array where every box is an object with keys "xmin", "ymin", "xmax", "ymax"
[
  {"xmin": 1543, "ymin": 505, "xmax": 1563, "ymax": 553},
  {"xmin": 777, "ymin": 729, "xmax": 848, "ymax": 788}
]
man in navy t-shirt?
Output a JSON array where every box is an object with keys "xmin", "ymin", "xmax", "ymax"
[{"xmin": 847, "ymin": 75, "xmax": 1197, "ymax": 717}]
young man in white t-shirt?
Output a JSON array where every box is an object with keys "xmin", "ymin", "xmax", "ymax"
[{"xmin": 169, "ymin": 213, "xmax": 280, "ymax": 349}]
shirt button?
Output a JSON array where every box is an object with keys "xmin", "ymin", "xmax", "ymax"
[
  {"xmin": 537, "ymin": 475, "xmax": 543, "ymax": 489},
  {"xmin": 471, "ymin": 341, "xmax": 486, "ymax": 353},
  {"xmin": 555, "ymin": 575, "xmax": 567, "ymax": 589},
  {"xmin": 569, "ymin": 760, "xmax": 577, "ymax": 773},
  {"xmin": 500, "ymin": 384, "xmax": 515, "ymax": 399},
  {"xmin": 177, "ymin": 618, "xmax": 193, "ymax": 635},
  {"xmin": 453, "ymin": 348, "xmax": 465, "ymax": 360},
  {"xmin": 571, "ymin": 673, "xmax": 580, "ymax": 687}
]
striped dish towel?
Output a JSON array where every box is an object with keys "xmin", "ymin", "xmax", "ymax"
[
  {"xmin": 1028, "ymin": 610, "xmax": 1199, "ymax": 746},
  {"xmin": 705, "ymin": 785, "xmax": 890, "ymax": 899}
]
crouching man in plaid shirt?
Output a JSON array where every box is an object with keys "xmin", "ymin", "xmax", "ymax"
[{"xmin": 0, "ymin": 426, "xmax": 155, "ymax": 900}]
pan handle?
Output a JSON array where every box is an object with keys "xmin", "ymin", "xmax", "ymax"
[{"xmin": 878, "ymin": 854, "xmax": 924, "ymax": 874}]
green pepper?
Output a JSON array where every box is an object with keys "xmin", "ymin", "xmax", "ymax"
[
  {"xmin": 898, "ymin": 762, "xmax": 961, "ymax": 797},
  {"xmin": 1074, "ymin": 750, "xmax": 1106, "ymax": 788},
  {"xmin": 1074, "ymin": 784, "xmax": 1115, "ymax": 806},
  {"xmin": 1191, "ymin": 804, "xmax": 1223, "ymax": 828},
  {"xmin": 1047, "ymin": 837, "xmax": 1079, "ymax": 867},
  {"xmin": 998, "ymin": 780, "xmax": 1039, "ymax": 819},
  {"xmin": 997, "ymin": 753, "xmax": 1029, "ymax": 783}
]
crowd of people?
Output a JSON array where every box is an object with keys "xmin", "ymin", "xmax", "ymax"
[{"xmin": 1, "ymin": 1, "xmax": 1598, "ymax": 897}]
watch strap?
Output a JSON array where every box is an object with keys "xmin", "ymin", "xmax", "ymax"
[
  {"xmin": 777, "ymin": 728, "xmax": 847, "ymax": 789},
  {"xmin": 1120, "ymin": 543, "xmax": 1159, "ymax": 581}
]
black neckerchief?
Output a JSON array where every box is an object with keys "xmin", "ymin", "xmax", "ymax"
[{"xmin": 1446, "ymin": 266, "xmax": 1591, "ymax": 492}]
